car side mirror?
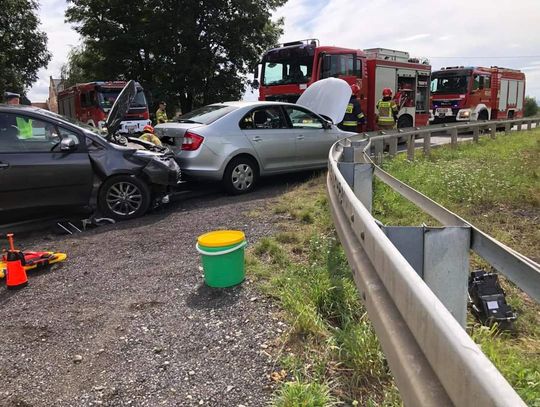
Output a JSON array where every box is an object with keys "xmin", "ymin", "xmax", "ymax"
[
  {"xmin": 60, "ymin": 137, "xmax": 78, "ymax": 151},
  {"xmin": 322, "ymin": 120, "xmax": 332, "ymax": 129},
  {"xmin": 252, "ymin": 79, "xmax": 260, "ymax": 90}
]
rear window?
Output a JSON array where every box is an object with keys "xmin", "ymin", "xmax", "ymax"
[{"xmin": 177, "ymin": 105, "xmax": 237, "ymax": 125}]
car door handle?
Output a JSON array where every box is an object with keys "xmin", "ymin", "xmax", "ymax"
[
  {"xmin": 0, "ymin": 162, "xmax": 9, "ymax": 169},
  {"xmin": 296, "ymin": 135, "xmax": 304, "ymax": 140},
  {"xmin": 252, "ymin": 136, "xmax": 262, "ymax": 142}
]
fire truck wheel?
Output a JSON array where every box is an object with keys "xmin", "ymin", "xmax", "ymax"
[
  {"xmin": 98, "ymin": 175, "xmax": 151, "ymax": 220},
  {"xmin": 478, "ymin": 110, "xmax": 489, "ymax": 121},
  {"xmin": 397, "ymin": 115, "xmax": 413, "ymax": 129}
]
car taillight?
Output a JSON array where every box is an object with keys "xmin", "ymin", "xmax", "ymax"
[{"xmin": 182, "ymin": 131, "xmax": 204, "ymax": 151}]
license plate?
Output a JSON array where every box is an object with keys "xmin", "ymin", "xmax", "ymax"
[
  {"xmin": 436, "ymin": 108, "xmax": 451, "ymax": 117},
  {"xmin": 127, "ymin": 125, "xmax": 137, "ymax": 131}
]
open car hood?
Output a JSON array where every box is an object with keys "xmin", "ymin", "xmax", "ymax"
[
  {"xmin": 106, "ymin": 80, "xmax": 137, "ymax": 135},
  {"xmin": 296, "ymin": 78, "xmax": 351, "ymax": 124}
]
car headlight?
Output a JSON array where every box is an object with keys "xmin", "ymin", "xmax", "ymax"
[{"xmin": 459, "ymin": 110, "xmax": 471, "ymax": 118}]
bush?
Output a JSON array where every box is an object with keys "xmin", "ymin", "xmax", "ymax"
[{"xmin": 524, "ymin": 96, "xmax": 538, "ymax": 117}]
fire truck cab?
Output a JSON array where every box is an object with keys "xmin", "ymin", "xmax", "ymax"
[
  {"xmin": 430, "ymin": 66, "xmax": 526, "ymax": 123},
  {"xmin": 255, "ymin": 39, "xmax": 431, "ymax": 131},
  {"xmin": 57, "ymin": 81, "xmax": 152, "ymax": 134}
]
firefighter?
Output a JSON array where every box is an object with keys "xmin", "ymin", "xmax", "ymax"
[
  {"xmin": 139, "ymin": 125, "xmax": 162, "ymax": 146},
  {"xmin": 156, "ymin": 101, "xmax": 168, "ymax": 124},
  {"xmin": 376, "ymin": 88, "xmax": 399, "ymax": 130},
  {"xmin": 338, "ymin": 84, "xmax": 365, "ymax": 133}
]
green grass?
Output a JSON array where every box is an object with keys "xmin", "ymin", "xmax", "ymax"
[
  {"xmin": 373, "ymin": 129, "xmax": 540, "ymax": 405},
  {"xmin": 247, "ymin": 174, "xmax": 401, "ymax": 406}
]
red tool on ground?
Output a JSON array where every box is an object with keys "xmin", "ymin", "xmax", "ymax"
[
  {"xmin": 1, "ymin": 234, "xmax": 67, "ymax": 287},
  {"xmin": 4, "ymin": 234, "xmax": 28, "ymax": 289}
]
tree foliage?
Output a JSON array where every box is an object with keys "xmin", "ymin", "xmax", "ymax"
[
  {"xmin": 524, "ymin": 96, "xmax": 538, "ymax": 117},
  {"xmin": 0, "ymin": 0, "xmax": 51, "ymax": 98},
  {"xmin": 65, "ymin": 0, "xmax": 286, "ymax": 113}
]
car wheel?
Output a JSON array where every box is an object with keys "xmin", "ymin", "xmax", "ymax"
[
  {"xmin": 223, "ymin": 156, "xmax": 258, "ymax": 195},
  {"xmin": 98, "ymin": 175, "xmax": 151, "ymax": 220}
]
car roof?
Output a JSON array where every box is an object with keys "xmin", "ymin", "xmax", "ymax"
[
  {"xmin": 211, "ymin": 101, "xmax": 298, "ymax": 108},
  {"xmin": 0, "ymin": 104, "xmax": 49, "ymax": 113}
]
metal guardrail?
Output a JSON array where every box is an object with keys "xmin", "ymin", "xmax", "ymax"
[{"xmin": 327, "ymin": 118, "xmax": 540, "ymax": 406}]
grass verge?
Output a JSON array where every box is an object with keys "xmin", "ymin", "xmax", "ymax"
[
  {"xmin": 374, "ymin": 130, "xmax": 540, "ymax": 405},
  {"xmin": 246, "ymin": 175, "xmax": 401, "ymax": 406}
]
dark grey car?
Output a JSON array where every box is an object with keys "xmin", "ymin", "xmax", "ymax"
[{"xmin": 0, "ymin": 103, "xmax": 181, "ymax": 224}]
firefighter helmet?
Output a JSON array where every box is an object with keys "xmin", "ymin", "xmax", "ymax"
[
  {"xmin": 143, "ymin": 124, "xmax": 155, "ymax": 134},
  {"xmin": 382, "ymin": 88, "xmax": 393, "ymax": 97},
  {"xmin": 350, "ymin": 84, "xmax": 361, "ymax": 96}
]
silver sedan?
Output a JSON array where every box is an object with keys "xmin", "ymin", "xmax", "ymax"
[{"xmin": 155, "ymin": 79, "xmax": 352, "ymax": 194}]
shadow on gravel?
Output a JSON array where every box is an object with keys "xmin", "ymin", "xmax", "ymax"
[{"xmin": 185, "ymin": 282, "xmax": 243, "ymax": 310}]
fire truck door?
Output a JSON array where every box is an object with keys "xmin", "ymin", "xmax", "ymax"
[
  {"xmin": 499, "ymin": 79, "xmax": 508, "ymax": 111},
  {"xmin": 374, "ymin": 67, "xmax": 397, "ymax": 110}
]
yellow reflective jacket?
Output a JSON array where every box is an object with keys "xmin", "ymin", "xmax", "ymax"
[
  {"xmin": 140, "ymin": 132, "xmax": 162, "ymax": 146},
  {"xmin": 16, "ymin": 117, "xmax": 33, "ymax": 139},
  {"xmin": 156, "ymin": 109, "xmax": 168, "ymax": 124},
  {"xmin": 376, "ymin": 99, "xmax": 398, "ymax": 124}
]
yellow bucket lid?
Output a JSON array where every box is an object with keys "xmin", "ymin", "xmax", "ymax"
[{"xmin": 197, "ymin": 230, "xmax": 245, "ymax": 248}]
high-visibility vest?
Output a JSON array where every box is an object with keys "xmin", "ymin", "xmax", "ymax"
[
  {"xmin": 341, "ymin": 100, "xmax": 365, "ymax": 128},
  {"xmin": 16, "ymin": 117, "xmax": 33, "ymax": 139},
  {"xmin": 156, "ymin": 109, "xmax": 168, "ymax": 124},
  {"xmin": 140, "ymin": 132, "xmax": 162, "ymax": 146},
  {"xmin": 377, "ymin": 100, "xmax": 398, "ymax": 124}
]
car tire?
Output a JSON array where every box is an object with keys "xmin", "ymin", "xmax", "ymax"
[
  {"xmin": 223, "ymin": 156, "xmax": 258, "ymax": 195},
  {"xmin": 98, "ymin": 175, "xmax": 151, "ymax": 220}
]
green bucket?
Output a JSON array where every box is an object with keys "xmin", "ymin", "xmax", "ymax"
[{"xmin": 196, "ymin": 230, "xmax": 246, "ymax": 288}]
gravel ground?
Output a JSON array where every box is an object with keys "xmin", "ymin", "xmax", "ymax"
[{"xmin": 0, "ymin": 176, "xmax": 308, "ymax": 407}]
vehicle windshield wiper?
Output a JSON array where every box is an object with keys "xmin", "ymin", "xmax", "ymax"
[{"xmin": 176, "ymin": 119, "xmax": 202, "ymax": 124}]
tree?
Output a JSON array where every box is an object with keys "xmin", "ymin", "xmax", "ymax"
[
  {"xmin": 524, "ymin": 96, "xmax": 538, "ymax": 117},
  {"xmin": 65, "ymin": 0, "xmax": 285, "ymax": 113},
  {"xmin": 0, "ymin": 0, "xmax": 51, "ymax": 98}
]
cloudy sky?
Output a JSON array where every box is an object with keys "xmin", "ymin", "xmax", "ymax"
[{"xmin": 29, "ymin": 0, "xmax": 540, "ymax": 102}]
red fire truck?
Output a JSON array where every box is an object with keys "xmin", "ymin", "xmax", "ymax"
[
  {"xmin": 254, "ymin": 39, "xmax": 432, "ymax": 130},
  {"xmin": 57, "ymin": 81, "xmax": 152, "ymax": 133},
  {"xmin": 430, "ymin": 66, "xmax": 526, "ymax": 123}
]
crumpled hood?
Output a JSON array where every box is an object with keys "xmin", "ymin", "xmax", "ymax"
[
  {"xmin": 106, "ymin": 80, "xmax": 137, "ymax": 135},
  {"xmin": 296, "ymin": 78, "xmax": 351, "ymax": 124}
]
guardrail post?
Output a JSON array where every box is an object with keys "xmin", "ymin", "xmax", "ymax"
[
  {"xmin": 490, "ymin": 123, "xmax": 497, "ymax": 139},
  {"xmin": 373, "ymin": 139, "xmax": 384, "ymax": 165},
  {"xmin": 388, "ymin": 136, "xmax": 398, "ymax": 157},
  {"xmin": 527, "ymin": 121, "xmax": 532, "ymax": 131},
  {"xmin": 505, "ymin": 122, "xmax": 511, "ymax": 135},
  {"xmin": 450, "ymin": 127, "xmax": 458, "ymax": 147},
  {"xmin": 517, "ymin": 121, "xmax": 522, "ymax": 131},
  {"xmin": 472, "ymin": 126, "xmax": 479, "ymax": 142},
  {"xmin": 407, "ymin": 134, "xmax": 415, "ymax": 161},
  {"xmin": 353, "ymin": 163, "xmax": 373, "ymax": 212},
  {"xmin": 423, "ymin": 132, "xmax": 431, "ymax": 156},
  {"xmin": 424, "ymin": 227, "xmax": 471, "ymax": 327}
]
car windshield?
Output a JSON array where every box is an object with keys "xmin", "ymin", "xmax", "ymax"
[
  {"xmin": 261, "ymin": 44, "xmax": 315, "ymax": 86},
  {"xmin": 177, "ymin": 105, "xmax": 237, "ymax": 125},
  {"xmin": 97, "ymin": 88, "xmax": 147, "ymax": 109},
  {"xmin": 431, "ymin": 74, "xmax": 470, "ymax": 94}
]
